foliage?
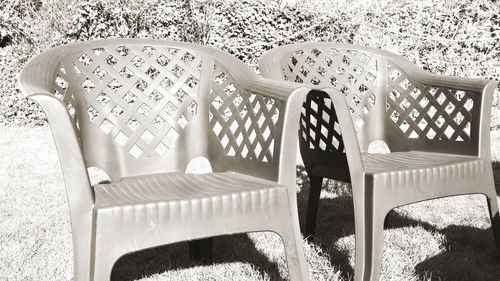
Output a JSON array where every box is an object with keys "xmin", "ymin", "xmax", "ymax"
[
  {"xmin": 0, "ymin": 0, "xmax": 42, "ymax": 45},
  {"xmin": 347, "ymin": 0, "xmax": 500, "ymax": 78},
  {"xmin": 0, "ymin": 0, "xmax": 498, "ymax": 127},
  {"xmin": 66, "ymin": 1, "xmax": 142, "ymax": 40}
]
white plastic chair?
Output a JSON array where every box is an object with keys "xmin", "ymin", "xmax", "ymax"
[
  {"xmin": 19, "ymin": 39, "xmax": 311, "ymax": 281},
  {"xmin": 259, "ymin": 42, "xmax": 499, "ymax": 281}
]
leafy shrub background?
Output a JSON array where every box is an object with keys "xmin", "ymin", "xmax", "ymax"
[{"xmin": 0, "ymin": 0, "xmax": 498, "ymax": 127}]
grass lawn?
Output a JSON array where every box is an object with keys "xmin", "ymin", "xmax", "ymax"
[{"xmin": 1, "ymin": 126, "xmax": 500, "ymax": 280}]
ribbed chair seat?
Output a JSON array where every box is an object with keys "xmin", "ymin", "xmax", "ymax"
[
  {"xmin": 91, "ymin": 172, "xmax": 291, "ymax": 271},
  {"xmin": 94, "ymin": 172, "xmax": 284, "ymax": 209},
  {"xmin": 362, "ymin": 151, "xmax": 488, "ymax": 199},
  {"xmin": 362, "ymin": 151, "xmax": 485, "ymax": 174}
]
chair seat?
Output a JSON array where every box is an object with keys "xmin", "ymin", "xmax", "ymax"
[
  {"xmin": 94, "ymin": 171, "xmax": 284, "ymax": 209},
  {"xmin": 362, "ymin": 151, "xmax": 485, "ymax": 173},
  {"xmin": 362, "ymin": 151, "xmax": 489, "ymax": 193}
]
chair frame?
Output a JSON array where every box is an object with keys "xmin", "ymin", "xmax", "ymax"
[
  {"xmin": 259, "ymin": 42, "xmax": 500, "ymax": 281},
  {"xmin": 19, "ymin": 38, "xmax": 312, "ymax": 281}
]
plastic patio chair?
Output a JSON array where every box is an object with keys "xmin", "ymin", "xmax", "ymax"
[
  {"xmin": 259, "ymin": 42, "xmax": 500, "ymax": 281},
  {"xmin": 18, "ymin": 39, "xmax": 311, "ymax": 281}
]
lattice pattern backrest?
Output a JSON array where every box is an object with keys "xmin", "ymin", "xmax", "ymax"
[
  {"xmin": 300, "ymin": 91, "xmax": 345, "ymax": 154},
  {"xmin": 53, "ymin": 45, "xmax": 203, "ymax": 160},
  {"xmin": 209, "ymin": 63, "xmax": 281, "ymax": 163},
  {"xmin": 386, "ymin": 63, "xmax": 474, "ymax": 142},
  {"xmin": 281, "ymin": 47, "xmax": 379, "ymax": 152}
]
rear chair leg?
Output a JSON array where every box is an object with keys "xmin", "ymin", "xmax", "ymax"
[
  {"xmin": 189, "ymin": 238, "xmax": 214, "ymax": 264},
  {"xmin": 305, "ymin": 175, "xmax": 323, "ymax": 240}
]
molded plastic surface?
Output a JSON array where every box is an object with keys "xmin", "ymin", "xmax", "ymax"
[
  {"xmin": 259, "ymin": 42, "xmax": 499, "ymax": 281},
  {"xmin": 19, "ymin": 39, "xmax": 311, "ymax": 281}
]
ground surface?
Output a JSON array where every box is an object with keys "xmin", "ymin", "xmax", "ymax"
[{"xmin": 1, "ymin": 126, "xmax": 500, "ymax": 281}]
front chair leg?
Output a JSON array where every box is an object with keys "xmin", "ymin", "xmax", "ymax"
[
  {"xmin": 305, "ymin": 175, "xmax": 323, "ymax": 240},
  {"xmin": 189, "ymin": 238, "xmax": 214, "ymax": 264},
  {"xmin": 486, "ymin": 194, "xmax": 500, "ymax": 252}
]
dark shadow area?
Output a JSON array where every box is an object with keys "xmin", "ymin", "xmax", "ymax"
[
  {"xmin": 111, "ymin": 233, "xmax": 287, "ymax": 281},
  {"xmin": 296, "ymin": 162, "xmax": 500, "ymax": 281},
  {"xmin": 493, "ymin": 161, "xmax": 500, "ymax": 188},
  {"xmin": 414, "ymin": 224, "xmax": 500, "ymax": 281},
  {"xmin": 414, "ymin": 161, "xmax": 500, "ymax": 280}
]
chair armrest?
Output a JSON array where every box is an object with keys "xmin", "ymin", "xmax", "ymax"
[
  {"xmin": 405, "ymin": 71, "xmax": 497, "ymax": 159},
  {"xmin": 225, "ymin": 80, "xmax": 311, "ymax": 187},
  {"xmin": 242, "ymin": 76, "xmax": 308, "ymax": 102},
  {"xmin": 238, "ymin": 79, "xmax": 365, "ymax": 190},
  {"xmin": 23, "ymin": 92, "xmax": 95, "ymax": 211},
  {"xmin": 210, "ymin": 48, "xmax": 305, "ymax": 101},
  {"xmin": 18, "ymin": 50, "xmax": 96, "ymax": 206},
  {"xmin": 323, "ymin": 89, "xmax": 365, "ymax": 180},
  {"xmin": 22, "ymin": 90, "xmax": 96, "ymax": 277},
  {"xmin": 258, "ymin": 50, "xmax": 285, "ymax": 81},
  {"xmin": 386, "ymin": 58, "xmax": 498, "ymax": 159},
  {"xmin": 274, "ymin": 87, "xmax": 311, "ymax": 188},
  {"xmin": 477, "ymin": 81, "xmax": 497, "ymax": 158},
  {"xmin": 222, "ymin": 63, "xmax": 315, "ymax": 185},
  {"xmin": 208, "ymin": 57, "xmax": 314, "ymax": 182},
  {"xmin": 387, "ymin": 56, "xmax": 494, "ymax": 93}
]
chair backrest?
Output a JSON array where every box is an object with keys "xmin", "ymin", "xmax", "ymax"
[
  {"xmin": 21, "ymin": 39, "xmax": 284, "ymax": 181},
  {"xmin": 259, "ymin": 43, "xmax": 481, "ymax": 156}
]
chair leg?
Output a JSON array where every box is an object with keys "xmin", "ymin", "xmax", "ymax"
[
  {"xmin": 305, "ymin": 175, "xmax": 323, "ymax": 240},
  {"xmin": 486, "ymin": 193, "xmax": 500, "ymax": 252},
  {"xmin": 353, "ymin": 199, "xmax": 386, "ymax": 281},
  {"xmin": 278, "ymin": 222, "xmax": 310, "ymax": 281},
  {"xmin": 72, "ymin": 239, "xmax": 93, "ymax": 281},
  {"xmin": 92, "ymin": 250, "xmax": 118, "ymax": 281},
  {"xmin": 189, "ymin": 238, "xmax": 214, "ymax": 264},
  {"xmin": 70, "ymin": 215, "xmax": 94, "ymax": 281}
]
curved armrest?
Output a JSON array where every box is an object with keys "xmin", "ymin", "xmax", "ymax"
[
  {"xmin": 258, "ymin": 50, "xmax": 285, "ymax": 81},
  {"xmin": 233, "ymin": 71, "xmax": 314, "ymax": 179},
  {"xmin": 276, "ymin": 87, "xmax": 312, "ymax": 188},
  {"xmin": 25, "ymin": 91, "xmax": 96, "ymax": 279},
  {"xmin": 208, "ymin": 58, "xmax": 313, "ymax": 184},
  {"xmin": 18, "ymin": 49, "xmax": 94, "ymax": 207},
  {"xmin": 210, "ymin": 48, "xmax": 305, "ymax": 101},
  {"xmin": 323, "ymin": 89, "xmax": 365, "ymax": 179},
  {"xmin": 231, "ymin": 79, "xmax": 312, "ymax": 188},
  {"xmin": 476, "ymin": 81, "xmax": 496, "ymax": 159},
  {"xmin": 388, "ymin": 58, "xmax": 498, "ymax": 159},
  {"xmin": 241, "ymin": 79, "xmax": 365, "ymax": 191},
  {"xmin": 25, "ymin": 93, "xmax": 95, "ymax": 212},
  {"xmin": 241, "ymin": 76, "xmax": 308, "ymax": 102},
  {"xmin": 386, "ymin": 55, "xmax": 494, "ymax": 93}
]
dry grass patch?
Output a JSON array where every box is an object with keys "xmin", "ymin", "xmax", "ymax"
[{"xmin": 1, "ymin": 126, "xmax": 500, "ymax": 280}]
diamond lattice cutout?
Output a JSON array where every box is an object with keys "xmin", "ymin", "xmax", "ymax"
[
  {"xmin": 209, "ymin": 64, "xmax": 281, "ymax": 163},
  {"xmin": 300, "ymin": 91, "xmax": 346, "ymax": 153},
  {"xmin": 283, "ymin": 47, "xmax": 379, "ymax": 131},
  {"xmin": 386, "ymin": 63, "xmax": 473, "ymax": 141},
  {"xmin": 53, "ymin": 66, "xmax": 77, "ymax": 121},
  {"xmin": 53, "ymin": 45, "xmax": 203, "ymax": 159}
]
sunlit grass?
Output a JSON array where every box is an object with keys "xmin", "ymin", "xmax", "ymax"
[{"xmin": 1, "ymin": 126, "xmax": 500, "ymax": 280}]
